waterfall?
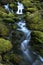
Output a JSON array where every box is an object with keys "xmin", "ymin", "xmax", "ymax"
[
  {"xmin": 16, "ymin": 2, "xmax": 43, "ymax": 65},
  {"xmin": 16, "ymin": 2, "xmax": 24, "ymax": 14},
  {"xmin": 4, "ymin": 4, "xmax": 14, "ymax": 13},
  {"xmin": 4, "ymin": 1, "xmax": 43, "ymax": 65}
]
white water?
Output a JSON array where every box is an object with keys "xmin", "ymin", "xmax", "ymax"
[
  {"xmin": 16, "ymin": 2, "xmax": 43, "ymax": 65},
  {"xmin": 16, "ymin": 2, "xmax": 24, "ymax": 14},
  {"xmin": 4, "ymin": 4, "xmax": 14, "ymax": 13}
]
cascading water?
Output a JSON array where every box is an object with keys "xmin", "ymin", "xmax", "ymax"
[
  {"xmin": 16, "ymin": 2, "xmax": 43, "ymax": 65},
  {"xmin": 16, "ymin": 2, "xmax": 24, "ymax": 14},
  {"xmin": 4, "ymin": 4, "xmax": 13, "ymax": 13},
  {"xmin": 4, "ymin": 1, "xmax": 43, "ymax": 65}
]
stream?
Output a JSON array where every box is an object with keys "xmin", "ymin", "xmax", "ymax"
[{"xmin": 4, "ymin": 2, "xmax": 43, "ymax": 65}]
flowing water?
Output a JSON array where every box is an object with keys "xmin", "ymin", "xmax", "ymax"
[
  {"xmin": 4, "ymin": 2, "xmax": 43, "ymax": 65},
  {"xmin": 16, "ymin": 2, "xmax": 43, "ymax": 65},
  {"xmin": 16, "ymin": 2, "xmax": 24, "ymax": 14},
  {"xmin": 4, "ymin": 4, "xmax": 14, "ymax": 13}
]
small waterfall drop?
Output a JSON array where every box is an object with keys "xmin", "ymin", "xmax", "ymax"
[
  {"xmin": 4, "ymin": 4, "xmax": 14, "ymax": 13},
  {"xmin": 16, "ymin": 2, "xmax": 24, "ymax": 14}
]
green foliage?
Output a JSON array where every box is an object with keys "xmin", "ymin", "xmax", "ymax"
[
  {"xmin": 10, "ymin": 54, "xmax": 23, "ymax": 64},
  {"xmin": 0, "ymin": 55, "xmax": 2, "ymax": 62},
  {"xmin": 0, "ymin": 38, "xmax": 12, "ymax": 54},
  {"xmin": 0, "ymin": 63, "xmax": 3, "ymax": 65},
  {"xmin": 31, "ymin": 31, "xmax": 43, "ymax": 56},
  {"xmin": 0, "ymin": 22, "xmax": 9, "ymax": 37},
  {"xmin": 31, "ymin": 31, "xmax": 43, "ymax": 43},
  {"xmin": 25, "ymin": 11, "xmax": 43, "ymax": 31},
  {"xmin": 3, "ymin": 18, "xmax": 14, "ymax": 23},
  {"xmin": 3, "ymin": 53, "xmax": 23, "ymax": 64},
  {"xmin": 3, "ymin": 53, "xmax": 10, "ymax": 62},
  {"xmin": 26, "ymin": 7, "xmax": 37, "ymax": 12},
  {"xmin": 22, "ymin": 0, "xmax": 32, "ymax": 8},
  {"xmin": 26, "ymin": 11, "xmax": 41, "ymax": 23}
]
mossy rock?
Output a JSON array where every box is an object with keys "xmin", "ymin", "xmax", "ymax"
[
  {"xmin": 27, "ymin": 22, "xmax": 43, "ymax": 31},
  {"xmin": 3, "ymin": 18, "xmax": 14, "ymax": 23},
  {"xmin": 0, "ymin": 0, "xmax": 17, "ymax": 4},
  {"xmin": 12, "ymin": 30, "xmax": 25, "ymax": 52},
  {"xmin": 26, "ymin": 7, "xmax": 37, "ymax": 13},
  {"xmin": 22, "ymin": 0, "xmax": 33, "ymax": 8},
  {"xmin": 26, "ymin": 11, "xmax": 43, "ymax": 31},
  {"xmin": 4, "ymin": 63, "xmax": 12, "ymax": 65},
  {"xmin": 3, "ymin": 53, "xmax": 23, "ymax": 64},
  {"xmin": 0, "ymin": 22, "xmax": 9, "ymax": 37},
  {"xmin": 0, "ymin": 55, "xmax": 2, "ymax": 62},
  {"xmin": 0, "ymin": 63, "xmax": 3, "ymax": 65},
  {"xmin": 25, "ymin": 11, "xmax": 41, "ymax": 23},
  {"xmin": 10, "ymin": 54, "xmax": 23, "ymax": 64},
  {"xmin": 0, "ymin": 6, "xmax": 6, "ymax": 13},
  {"xmin": 3, "ymin": 53, "xmax": 10, "ymax": 62},
  {"xmin": 12, "ymin": 24, "xmax": 17, "ymax": 30},
  {"xmin": 3, "ymin": 13, "xmax": 19, "ymax": 23},
  {"xmin": 9, "ymin": 3, "xmax": 17, "ymax": 12},
  {"xmin": 31, "ymin": 31, "xmax": 43, "ymax": 57},
  {"xmin": 0, "ymin": 38, "xmax": 12, "ymax": 54}
]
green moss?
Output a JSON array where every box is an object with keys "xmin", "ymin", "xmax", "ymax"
[
  {"xmin": 3, "ymin": 54, "xmax": 10, "ymax": 62},
  {"xmin": 0, "ymin": 38, "xmax": 12, "ymax": 54},
  {"xmin": 22, "ymin": 0, "xmax": 32, "ymax": 8},
  {"xmin": 0, "ymin": 55, "xmax": 2, "ymax": 62},
  {"xmin": 25, "ymin": 11, "xmax": 43, "ymax": 31},
  {"xmin": 10, "ymin": 54, "xmax": 23, "ymax": 64},
  {"xmin": 0, "ymin": 6, "xmax": 18, "ymax": 23},
  {"xmin": 26, "ymin": 7, "xmax": 37, "ymax": 12},
  {"xmin": 26, "ymin": 11, "xmax": 41, "ymax": 23},
  {"xmin": 28, "ymin": 23, "xmax": 43, "ymax": 31},
  {"xmin": 31, "ymin": 31, "xmax": 43, "ymax": 56},
  {"xmin": 0, "ymin": 63, "xmax": 3, "ymax": 65},
  {"xmin": 10, "ymin": 3, "xmax": 15, "ymax": 8},
  {"xmin": 3, "ymin": 53, "xmax": 23, "ymax": 64},
  {"xmin": 0, "ymin": 6, "xmax": 6, "ymax": 13},
  {"xmin": 4, "ymin": 63, "xmax": 11, "ymax": 65},
  {"xmin": 31, "ymin": 31, "xmax": 43, "ymax": 43},
  {"xmin": 0, "ymin": 22, "xmax": 9, "ymax": 37},
  {"xmin": 3, "ymin": 18, "xmax": 14, "ymax": 23},
  {"xmin": 12, "ymin": 24, "xmax": 17, "ymax": 30}
]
